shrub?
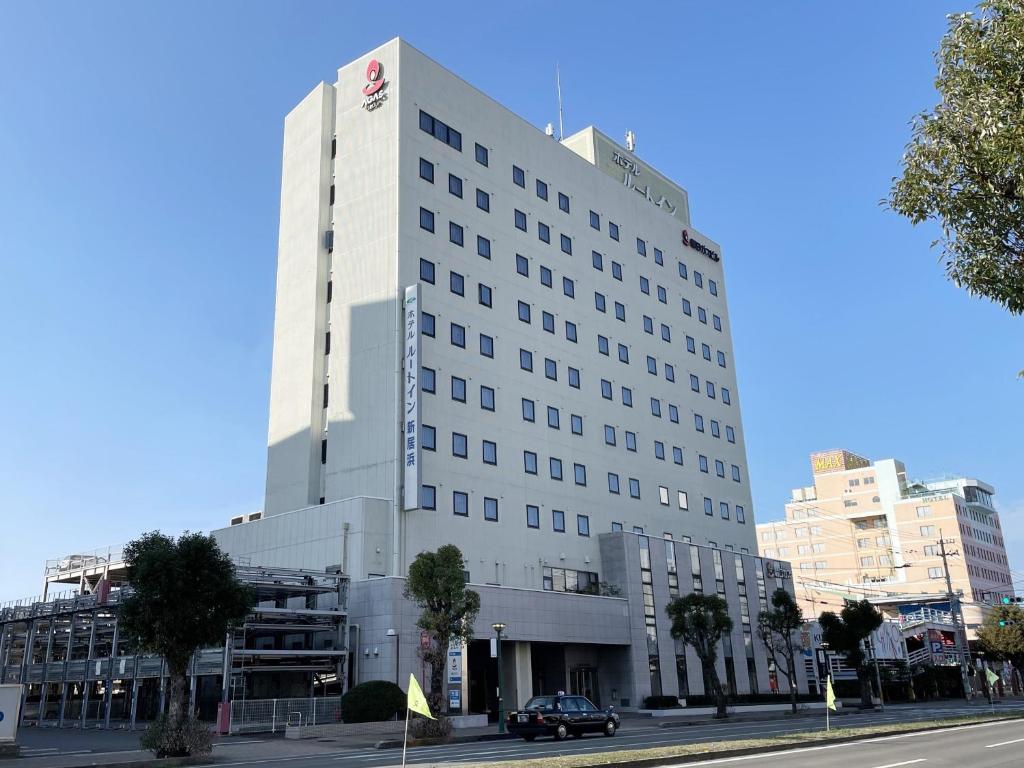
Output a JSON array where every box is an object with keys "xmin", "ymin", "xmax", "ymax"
[
  {"xmin": 410, "ymin": 713, "xmax": 453, "ymax": 740},
  {"xmin": 643, "ymin": 695, "xmax": 681, "ymax": 709},
  {"xmin": 341, "ymin": 680, "xmax": 407, "ymax": 723},
  {"xmin": 139, "ymin": 715, "xmax": 212, "ymax": 757}
]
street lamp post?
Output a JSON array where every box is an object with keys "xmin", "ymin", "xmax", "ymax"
[
  {"xmin": 386, "ymin": 629, "xmax": 399, "ymax": 686},
  {"xmin": 818, "ymin": 641, "xmax": 830, "ymax": 697},
  {"xmin": 492, "ymin": 622, "xmax": 506, "ymax": 733}
]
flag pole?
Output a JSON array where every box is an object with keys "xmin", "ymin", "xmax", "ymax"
[
  {"xmin": 825, "ymin": 675, "xmax": 830, "ymax": 733},
  {"xmin": 402, "ymin": 703, "xmax": 409, "ymax": 768}
]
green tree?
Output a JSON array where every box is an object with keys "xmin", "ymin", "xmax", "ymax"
[
  {"xmin": 756, "ymin": 589, "xmax": 804, "ymax": 714},
  {"xmin": 404, "ymin": 545, "xmax": 480, "ymax": 723},
  {"xmin": 889, "ymin": 0, "xmax": 1024, "ymax": 315},
  {"xmin": 119, "ymin": 532, "xmax": 253, "ymax": 731},
  {"xmin": 818, "ymin": 600, "xmax": 884, "ymax": 709},
  {"xmin": 977, "ymin": 604, "xmax": 1024, "ymax": 690},
  {"xmin": 666, "ymin": 593, "xmax": 734, "ymax": 718}
]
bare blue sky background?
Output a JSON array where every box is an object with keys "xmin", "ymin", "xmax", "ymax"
[{"xmin": 1, "ymin": 2, "xmax": 1021, "ymax": 601}]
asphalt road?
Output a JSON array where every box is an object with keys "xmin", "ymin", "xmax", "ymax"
[{"xmin": 15, "ymin": 702, "xmax": 1024, "ymax": 768}]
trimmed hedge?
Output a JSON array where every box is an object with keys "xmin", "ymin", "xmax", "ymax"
[{"xmin": 341, "ymin": 680, "xmax": 407, "ymax": 723}]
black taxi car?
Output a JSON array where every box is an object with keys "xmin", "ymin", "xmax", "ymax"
[{"xmin": 507, "ymin": 693, "xmax": 619, "ymax": 741}]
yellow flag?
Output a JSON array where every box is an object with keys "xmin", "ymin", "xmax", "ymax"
[
  {"xmin": 826, "ymin": 675, "xmax": 836, "ymax": 711},
  {"xmin": 407, "ymin": 673, "xmax": 435, "ymax": 719}
]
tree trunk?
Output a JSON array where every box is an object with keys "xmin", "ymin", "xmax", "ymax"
[
  {"xmin": 785, "ymin": 653, "xmax": 798, "ymax": 714},
  {"xmin": 857, "ymin": 666, "xmax": 873, "ymax": 709},
  {"xmin": 703, "ymin": 659, "xmax": 727, "ymax": 719},
  {"xmin": 166, "ymin": 661, "xmax": 189, "ymax": 723}
]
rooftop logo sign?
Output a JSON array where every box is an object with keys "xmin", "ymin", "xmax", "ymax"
[
  {"xmin": 681, "ymin": 229, "xmax": 720, "ymax": 262},
  {"xmin": 361, "ymin": 59, "xmax": 388, "ymax": 111}
]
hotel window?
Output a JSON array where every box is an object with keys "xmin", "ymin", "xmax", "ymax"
[
  {"xmin": 516, "ymin": 254, "xmax": 529, "ymax": 276},
  {"xmin": 568, "ymin": 366, "xmax": 580, "ymax": 388},
  {"xmin": 521, "ymin": 398, "xmax": 535, "ymax": 422},
  {"xmin": 450, "ymin": 322, "xmax": 465, "ymax": 348},
  {"xmin": 704, "ymin": 497, "xmax": 713, "ymax": 516},
  {"xmin": 482, "ymin": 440, "xmax": 497, "ymax": 465},
  {"xmin": 474, "ymin": 143, "xmax": 488, "ymax": 166},
  {"xmin": 560, "ymin": 234, "xmax": 573, "ymax": 255},
  {"xmin": 628, "ymin": 478, "xmax": 641, "ymax": 499},
  {"xmin": 598, "ymin": 335, "xmax": 609, "ymax": 355},
  {"xmin": 476, "ymin": 188, "xmax": 490, "ymax": 212},
  {"xmin": 695, "ymin": 414, "xmax": 705, "ymax": 432},
  {"xmin": 595, "ymin": 292, "xmax": 607, "ymax": 312},
  {"xmin": 547, "ymin": 405, "xmax": 560, "ymax": 429},
  {"xmin": 451, "ymin": 376, "xmax": 467, "ymax": 403},
  {"xmin": 480, "ymin": 386, "xmax": 495, "ymax": 411},
  {"xmin": 687, "ymin": 336, "xmax": 696, "ymax": 353},
  {"xmin": 713, "ymin": 315, "xmax": 722, "ymax": 331},
  {"xmin": 615, "ymin": 302, "xmax": 626, "ymax": 321},
  {"xmin": 419, "ymin": 157, "xmax": 434, "ymax": 183},
  {"xmin": 590, "ymin": 210, "xmax": 600, "ymax": 230},
  {"xmin": 717, "ymin": 351, "xmax": 726, "ymax": 368},
  {"xmin": 690, "ymin": 374, "xmax": 700, "ymax": 392},
  {"xmin": 484, "ymin": 497, "xmax": 498, "ymax": 522},
  {"xmin": 512, "ymin": 165, "xmax": 525, "ymax": 187},
  {"xmin": 542, "ymin": 311, "xmax": 555, "ymax": 333},
  {"xmin": 418, "ymin": 110, "xmax": 461, "ymax": 150},
  {"xmin": 604, "ymin": 425, "xmax": 616, "ymax": 445},
  {"xmin": 640, "ymin": 276, "xmax": 650, "ymax": 294},
  {"xmin": 659, "ymin": 486, "xmax": 670, "ymax": 505},
  {"xmin": 621, "ymin": 386, "xmax": 633, "ymax": 406},
  {"xmin": 449, "ymin": 222, "xmax": 464, "ymax": 247},
  {"xmin": 709, "ymin": 279, "xmax": 718, "ymax": 296},
  {"xmin": 519, "ymin": 348, "xmax": 533, "ymax": 371},
  {"xmin": 448, "ymin": 173, "xmax": 463, "ymax": 198},
  {"xmin": 715, "ymin": 460, "xmax": 725, "ymax": 478},
  {"xmin": 574, "ymin": 463, "xmax": 587, "ymax": 486},
  {"xmin": 553, "ymin": 509, "xmax": 566, "ymax": 532},
  {"xmin": 608, "ymin": 473, "xmax": 620, "ymax": 494},
  {"xmin": 592, "ymin": 250, "xmax": 603, "ymax": 270},
  {"xmin": 523, "ymin": 451, "xmax": 538, "ymax": 474},
  {"xmin": 720, "ymin": 502, "xmax": 730, "ymax": 519},
  {"xmin": 650, "ymin": 398, "xmax": 662, "ymax": 417},
  {"xmin": 601, "ymin": 379, "xmax": 613, "ymax": 399},
  {"xmin": 643, "ymin": 316, "xmax": 654, "ymax": 334},
  {"xmin": 678, "ymin": 261, "xmax": 688, "ymax": 279},
  {"xmin": 618, "ymin": 344, "xmax": 629, "ymax": 363},
  {"xmin": 678, "ymin": 491, "xmax": 689, "ymax": 510},
  {"xmin": 654, "ymin": 441, "xmax": 665, "ymax": 460},
  {"xmin": 625, "ymin": 431, "xmax": 637, "ymax": 451},
  {"xmin": 609, "ymin": 221, "xmax": 619, "ymax": 240},
  {"xmin": 736, "ymin": 505, "xmax": 745, "ymax": 523},
  {"xmin": 673, "ymin": 446, "xmax": 683, "ymax": 465},
  {"xmin": 612, "ymin": 522, "xmax": 623, "ymax": 532},
  {"xmin": 421, "ymin": 367, "xmax": 435, "ymax": 393},
  {"xmin": 928, "ymin": 567, "xmax": 943, "ymax": 578},
  {"xmin": 565, "ymin": 321, "xmax": 577, "ymax": 343},
  {"xmin": 732, "ymin": 465, "xmax": 741, "ymax": 482},
  {"xmin": 571, "ymin": 414, "xmax": 583, "ymax": 435},
  {"xmin": 654, "ymin": 247, "xmax": 663, "ymax": 265},
  {"xmin": 657, "ymin": 285, "xmax": 667, "ymax": 303},
  {"xmin": 637, "ymin": 238, "xmax": 647, "ymax": 257},
  {"xmin": 478, "ymin": 283, "xmax": 492, "ymax": 307},
  {"xmin": 544, "ymin": 358, "xmax": 557, "ymax": 381},
  {"xmin": 422, "ymin": 312, "xmax": 435, "ymax": 337},
  {"xmin": 694, "ymin": 271, "xmax": 703, "ymax": 288},
  {"xmin": 518, "ymin": 301, "xmax": 531, "ymax": 323},
  {"xmin": 420, "ymin": 207, "xmax": 435, "ymax": 232},
  {"xmin": 722, "ymin": 388, "xmax": 731, "ymax": 405},
  {"xmin": 536, "ymin": 179, "xmax": 548, "ymax": 200},
  {"xmin": 450, "ymin": 270, "xmax": 465, "ymax": 295},
  {"xmin": 698, "ymin": 307, "xmax": 707, "ymax": 324},
  {"xmin": 538, "ymin": 221, "xmax": 550, "ymax": 243},
  {"xmin": 420, "ymin": 424, "xmax": 436, "ymax": 451},
  {"xmin": 702, "ymin": 343, "xmax": 712, "ymax": 361},
  {"xmin": 453, "ymin": 491, "xmax": 469, "ymax": 517},
  {"xmin": 661, "ymin": 324, "xmax": 672, "ymax": 342},
  {"xmin": 526, "ymin": 505, "xmax": 540, "ymax": 528},
  {"xmin": 699, "ymin": 455, "xmax": 709, "ymax": 473},
  {"xmin": 540, "ymin": 266, "xmax": 552, "ymax": 287},
  {"xmin": 647, "ymin": 356, "xmax": 657, "ymax": 375},
  {"xmin": 558, "ymin": 192, "xmax": 570, "ymax": 213},
  {"xmin": 550, "ymin": 457, "xmax": 563, "ymax": 480},
  {"xmin": 706, "ymin": 382, "xmax": 716, "ymax": 399},
  {"xmin": 452, "ymin": 432, "xmax": 468, "ymax": 458},
  {"xmin": 477, "ymin": 235, "xmax": 491, "ymax": 259},
  {"xmin": 563, "ymin": 276, "xmax": 575, "ymax": 297},
  {"xmin": 917, "ymin": 506, "xmax": 932, "ymax": 517},
  {"xmin": 514, "ymin": 209, "xmax": 527, "ymax": 231},
  {"xmin": 860, "ymin": 556, "xmax": 875, "ymax": 567},
  {"xmin": 612, "ymin": 261, "xmax": 623, "ymax": 280},
  {"xmin": 682, "ymin": 298, "xmax": 692, "ymax": 316},
  {"xmin": 421, "ymin": 485, "xmax": 436, "ymax": 510}
]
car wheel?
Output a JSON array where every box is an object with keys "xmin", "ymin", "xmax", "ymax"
[
  {"xmin": 604, "ymin": 721, "xmax": 617, "ymax": 737},
  {"xmin": 554, "ymin": 723, "xmax": 568, "ymax": 740},
  {"xmin": 523, "ymin": 735, "xmax": 536, "ymax": 742}
]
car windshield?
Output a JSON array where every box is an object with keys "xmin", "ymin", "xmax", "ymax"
[{"xmin": 523, "ymin": 696, "xmax": 556, "ymax": 710}]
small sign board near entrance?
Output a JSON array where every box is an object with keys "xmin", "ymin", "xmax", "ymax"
[{"xmin": 0, "ymin": 685, "xmax": 23, "ymax": 743}]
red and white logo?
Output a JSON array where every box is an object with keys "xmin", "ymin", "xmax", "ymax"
[
  {"xmin": 363, "ymin": 59, "xmax": 385, "ymax": 96},
  {"xmin": 681, "ymin": 229, "xmax": 690, "ymax": 247}
]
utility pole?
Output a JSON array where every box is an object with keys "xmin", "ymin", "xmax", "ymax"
[{"xmin": 939, "ymin": 532, "xmax": 973, "ymax": 702}]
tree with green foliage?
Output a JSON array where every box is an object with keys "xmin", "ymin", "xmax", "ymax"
[
  {"xmin": 119, "ymin": 532, "xmax": 253, "ymax": 754},
  {"xmin": 977, "ymin": 604, "xmax": 1024, "ymax": 691},
  {"xmin": 666, "ymin": 593, "xmax": 734, "ymax": 718},
  {"xmin": 404, "ymin": 545, "xmax": 480, "ymax": 724},
  {"xmin": 340, "ymin": 680, "xmax": 407, "ymax": 723},
  {"xmin": 889, "ymin": 0, "xmax": 1024, "ymax": 315},
  {"xmin": 756, "ymin": 589, "xmax": 804, "ymax": 714},
  {"xmin": 818, "ymin": 600, "xmax": 884, "ymax": 709}
]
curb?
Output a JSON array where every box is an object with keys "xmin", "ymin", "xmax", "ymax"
[
  {"xmin": 36, "ymin": 758, "xmax": 214, "ymax": 768},
  {"xmin": 376, "ymin": 733, "xmax": 517, "ymax": 749},
  {"xmin": 655, "ymin": 710, "xmax": 859, "ymax": 728},
  {"xmin": 530, "ymin": 715, "xmax": 1024, "ymax": 768}
]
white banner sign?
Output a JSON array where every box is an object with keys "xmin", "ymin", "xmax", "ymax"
[
  {"xmin": 402, "ymin": 285, "xmax": 421, "ymax": 511},
  {"xmin": 0, "ymin": 685, "xmax": 23, "ymax": 742}
]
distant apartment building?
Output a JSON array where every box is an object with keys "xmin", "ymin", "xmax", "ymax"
[{"xmin": 756, "ymin": 449, "xmax": 1012, "ymax": 631}]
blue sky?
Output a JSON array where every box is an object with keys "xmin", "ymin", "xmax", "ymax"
[{"xmin": 1, "ymin": 2, "xmax": 1021, "ymax": 602}]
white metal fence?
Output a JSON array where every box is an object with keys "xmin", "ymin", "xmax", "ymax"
[{"xmin": 229, "ymin": 696, "xmax": 344, "ymax": 734}]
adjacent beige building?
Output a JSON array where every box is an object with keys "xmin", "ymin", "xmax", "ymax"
[{"xmin": 756, "ymin": 449, "xmax": 1011, "ymax": 632}]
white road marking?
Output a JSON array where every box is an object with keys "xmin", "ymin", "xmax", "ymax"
[
  {"xmin": 985, "ymin": 736, "xmax": 1024, "ymax": 748},
  {"xmin": 869, "ymin": 760, "xmax": 926, "ymax": 768}
]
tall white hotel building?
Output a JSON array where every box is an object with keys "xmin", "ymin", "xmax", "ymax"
[{"xmin": 213, "ymin": 38, "xmax": 803, "ymax": 710}]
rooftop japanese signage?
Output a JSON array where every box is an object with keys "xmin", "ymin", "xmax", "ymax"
[
  {"xmin": 810, "ymin": 450, "xmax": 870, "ymax": 475},
  {"xmin": 361, "ymin": 59, "xmax": 388, "ymax": 111},
  {"xmin": 591, "ymin": 131, "xmax": 689, "ymax": 224}
]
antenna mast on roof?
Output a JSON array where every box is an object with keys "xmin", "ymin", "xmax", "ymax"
[{"xmin": 556, "ymin": 63, "xmax": 564, "ymax": 141}]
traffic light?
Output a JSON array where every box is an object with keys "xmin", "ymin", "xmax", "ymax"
[
  {"xmin": 998, "ymin": 620, "xmax": 1017, "ymax": 627},
  {"xmin": 1000, "ymin": 596, "xmax": 1022, "ymax": 604}
]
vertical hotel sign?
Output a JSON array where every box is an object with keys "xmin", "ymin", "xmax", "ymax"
[{"xmin": 403, "ymin": 285, "xmax": 420, "ymax": 510}]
